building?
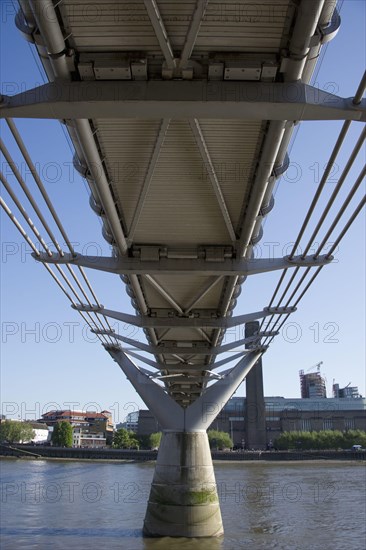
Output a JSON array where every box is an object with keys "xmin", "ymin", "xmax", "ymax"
[
  {"xmin": 262, "ymin": 396, "xmax": 366, "ymax": 445},
  {"xmin": 137, "ymin": 410, "xmax": 162, "ymax": 436},
  {"xmin": 40, "ymin": 410, "xmax": 114, "ymax": 444},
  {"xmin": 333, "ymin": 382, "xmax": 362, "ymax": 399},
  {"xmin": 18, "ymin": 421, "xmax": 50, "ymax": 444},
  {"xmin": 116, "ymin": 411, "xmax": 139, "ymax": 432},
  {"xmin": 26, "ymin": 422, "xmax": 50, "ymax": 444},
  {"xmin": 299, "ymin": 370, "xmax": 327, "ymax": 398},
  {"xmin": 136, "ymin": 396, "xmax": 366, "ymax": 448},
  {"xmin": 72, "ymin": 428, "xmax": 106, "ymax": 448}
]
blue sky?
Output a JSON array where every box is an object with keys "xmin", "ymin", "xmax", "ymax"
[{"xmin": 1, "ymin": 1, "xmax": 365, "ymax": 424}]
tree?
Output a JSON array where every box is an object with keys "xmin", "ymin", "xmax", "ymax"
[
  {"xmin": 149, "ymin": 432, "xmax": 162, "ymax": 449},
  {"xmin": 275, "ymin": 430, "xmax": 366, "ymax": 450},
  {"xmin": 112, "ymin": 428, "xmax": 139, "ymax": 449},
  {"xmin": 136, "ymin": 434, "xmax": 151, "ymax": 449},
  {"xmin": 207, "ymin": 429, "xmax": 233, "ymax": 450},
  {"xmin": 52, "ymin": 421, "xmax": 73, "ymax": 447},
  {"xmin": 0, "ymin": 420, "xmax": 34, "ymax": 444}
]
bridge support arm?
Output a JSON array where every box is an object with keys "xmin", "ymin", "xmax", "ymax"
[
  {"xmin": 96, "ymin": 328, "xmax": 272, "ymax": 355},
  {"xmin": 75, "ymin": 303, "xmax": 294, "ymax": 329},
  {"xmin": 185, "ymin": 350, "xmax": 263, "ymax": 431},
  {"xmin": 1, "ymin": 81, "xmax": 365, "ymax": 121},
  {"xmin": 106, "ymin": 345, "xmax": 262, "ymax": 432},
  {"xmin": 106, "ymin": 347, "xmax": 184, "ymax": 430},
  {"xmin": 33, "ymin": 251, "xmax": 333, "ymax": 276}
]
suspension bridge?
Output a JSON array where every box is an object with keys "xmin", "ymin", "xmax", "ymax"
[{"xmin": 1, "ymin": 0, "xmax": 365, "ymax": 537}]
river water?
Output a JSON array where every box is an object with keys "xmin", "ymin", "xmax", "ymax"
[{"xmin": 0, "ymin": 458, "xmax": 365, "ymax": 549}]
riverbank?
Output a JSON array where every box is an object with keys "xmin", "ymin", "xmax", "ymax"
[{"xmin": 1, "ymin": 444, "xmax": 365, "ymax": 461}]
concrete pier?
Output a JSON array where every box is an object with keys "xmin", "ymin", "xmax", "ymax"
[
  {"xmin": 143, "ymin": 431, "xmax": 223, "ymax": 537},
  {"xmin": 108, "ymin": 347, "xmax": 262, "ymax": 537}
]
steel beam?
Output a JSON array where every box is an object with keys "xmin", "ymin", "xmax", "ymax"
[
  {"xmin": 184, "ymin": 276, "xmax": 223, "ymax": 312},
  {"xmin": 124, "ymin": 349, "xmax": 163, "ymax": 370},
  {"xmin": 123, "ymin": 348, "xmax": 247, "ymax": 372},
  {"xmin": 185, "ymin": 350, "xmax": 264, "ymax": 431},
  {"xmin": 189, "ymin": 118, "xmax": 236, "ymax": 241},
  {"xmin": 212, "ymin": 351, "xmax": 247, "ymax": 369},
  {"xmin": 179, "ymin": 1, "xmax": 209, "ymax": 68},
  {"xmin": 106, "ymin": 347, "xmax": 183, "ymax": 430},
  {"xmin": 94, "ymin": 329, "xmax": 272, "ymax": 355},
  {"xmin": 33, "ymin": 251, "xmax": 334, "ymax": 276},
  {"xmin": 1, "ymin": 81, "xmax": 365, "ymax": 121},
  {"xmin": 143, "ymin": 274, "xmax": 211, "ymax": 342},
  {"xmin": 73, "ymin": 303, "xmax": 291, "ymax": 328},
  {"xmin": 127, "ymin": 119, "xmax": 170, "ymax": 243},
  {"xmin": 144, "ymin": 274, "xmax": 184, "ymax": 312},
  {"xmin": 143, "ymin": 0, "xmax": 176, "ymax": 70}
]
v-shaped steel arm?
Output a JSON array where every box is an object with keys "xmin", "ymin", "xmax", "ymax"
[{"xmin": 106, "ymin": 345, "xmax": 263, "ymax": 432}]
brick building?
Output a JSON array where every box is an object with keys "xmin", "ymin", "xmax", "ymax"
[{"xmin": 40, "ymin": 410, "xmax": 114, "ymax": 445}]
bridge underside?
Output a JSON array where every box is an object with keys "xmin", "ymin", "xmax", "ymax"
[{"xmin": 1, "ymin": 0, "xmax": 365, "ymax": 538}]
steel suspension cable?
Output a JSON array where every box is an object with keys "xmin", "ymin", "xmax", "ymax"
[
  {"xmin": 289, "ymin": 70, "xmax": 366, "ymax": 260},
  {"xmin": 295, "ymin": 194, "xmax": 366, "ymax": 308},
  {"xmin": 262, "ymin": 193, "xmax": 366, "ymax": 347},
  {"xmin": 8, "ymin": 117, "xmax": 118, "ymax": 338},
  {"xmin": 301, "ymin": 125, "xmax": 366, "ymax": 259},
  {"xmin": 261, "ymin": 115, "xmax": 365, "ymax": 335},
  {"xmin": 2, "ymin": 121, "xmax": 118, "ymax": 342},
  {"xmin": 0, "ymin": 137, "xmax": 65, "ymax": 255},
  {"xmin": 271, "ymin": 137, "xmax": 365, "ymax": 312},
  {"xmin": 0, "ymin": 180, "xmax": 114, "ymax": 346},
  {"xmin": 313, "ymin": 165, "xmax": 366, "ymax": 259},
  {"xmin": 274, "ymin": 124, "xmax": 366, "ymax": 311},
  {"xmin": 0, "ymin": 191, "xmax": 112, "ymax": 345},
  {"xmin": 0, "ymin": 170, "xmax": 53, "ymax": 257},
  {"xmin": 260, "ymin": 72, "xmax": 366, "ymax": 334},
  {"xmin": 6, "ymin": 118, "xmax": 76, "ymax": 255},
  {"xmin": 0, "ymin": 196, "xmax": 78, "ymax": 305},
  {"xmin": 259, "ymin": 122, "xmax": 353, "ymax": 331}
]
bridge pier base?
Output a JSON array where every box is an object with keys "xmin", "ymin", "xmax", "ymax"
[
  {"xmin": 107, "ymin": 347, "xmax": 262, "ymax": 537},
  {"xmin": 143, "ymin": 431, "xmax": 223, "ymax": 538}
]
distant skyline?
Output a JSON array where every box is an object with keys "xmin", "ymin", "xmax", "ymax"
[{"xmin": 1, "ymin": 1, "xmax": 365, "ymax": 424}]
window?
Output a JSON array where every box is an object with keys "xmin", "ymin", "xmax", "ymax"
[
  {"xmin": 300, "ymin": 419, "xmax": 311, "ymax": 431},
  {"xmin": 344, "ymin": 418, "xmax": 355, "ymax": 430},
  {"xmin": 323, "ymin": 419, "xmax": 333, "ymax": 430}
]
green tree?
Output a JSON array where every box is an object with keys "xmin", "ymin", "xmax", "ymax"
[
  {"xmin": 52, "ymin": 421, "xmax": 73, "ymax": 447},
  {"xmin": 112, "ymin": 428, "xmax": 139, "ymax": 449},
  {"xmin": 342, "ymin": 429, "xmax": 366, "ymax": 449},
  {"xmin": 0, "ymin": 420, "xmax": 34, "ymax": 443},
  {"xmin": 149, "ymin": 432, "xmax": 162, "ymax": 449},
  {"xmin": 136, "ymin": 434, "xmax": 151, "ymax": 449},
  {"xmin": 275, "ymin": 430, "xmax": 366, "ymax": 450},
  {"xmin": 207, "ymin": 429, "xmax": 233, "ymax": 450},
  {"xmin": 21, "ymin": 422, "xmax": 36, "ymax": 443}
]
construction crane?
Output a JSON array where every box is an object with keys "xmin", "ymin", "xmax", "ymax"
[
  {"xmin": 306, "ymin": 361, "xmax": 323, "ymax": 373},
  {"xmin": 299, "ymin": 361, "xmax": 327, "ymax": 398},
  {"xmin": 299, "ymin": 361, "xmax": 323, "ymax": 377}
]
